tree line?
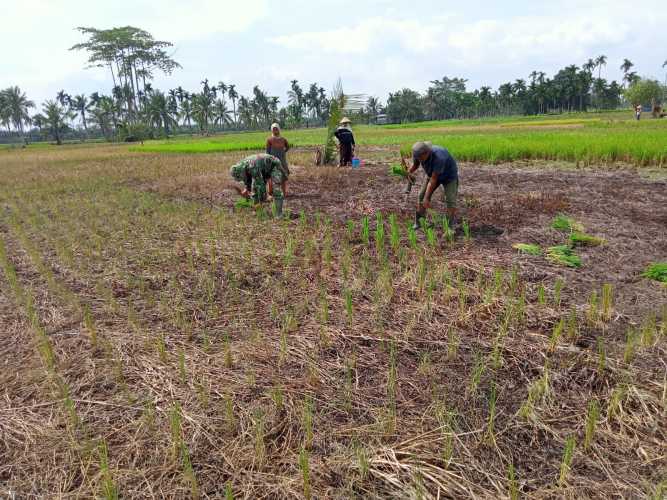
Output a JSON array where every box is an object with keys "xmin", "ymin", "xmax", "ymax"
[{"xmin": 1, "ymin": 25, "xmax": 666, "ymax": 144}]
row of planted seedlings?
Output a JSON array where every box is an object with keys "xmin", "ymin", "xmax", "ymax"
[
  {"xmin": 0, "ymin": 185, "xmax": 228, "ymax": 497},
  {"xmin": 305, "ymin": 208, "xmax": 667, "ymax": 496}
]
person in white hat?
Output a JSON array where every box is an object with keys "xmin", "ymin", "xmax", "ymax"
[
  {"xmin": 266, "ymin": 123, "xmax": 290, "ymax": 197},
  {"xmin": 334, "ymin": 117, "xmax": 355, "ymax": 166}
]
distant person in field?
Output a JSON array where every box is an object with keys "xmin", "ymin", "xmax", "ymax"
[
  {"xmin": 229, "ymin": 153, "xmax": 285, "ymax": 216},
  {"xmin": 266, "ymin": 123, "xmax": 290, "ymax": 197},
  {"xmin": 334, "ymin": 117, "xmax": 355, "ymax": 166},
  {"xmin": 408, "ymin": 141, "xmax": 459, "ymax": 230},
  {"xmin": 635, "ymin": 105, "xmax": 642, "ymax": 120}
]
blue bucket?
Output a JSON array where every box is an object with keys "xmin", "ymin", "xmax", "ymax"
[{"xmin": 351, "ymin": 157, "xmax": 361, "ymax": 168}]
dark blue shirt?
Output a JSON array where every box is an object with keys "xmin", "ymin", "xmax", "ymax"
[{"xmin": 414, "ymin": 146, "xmax": 458, "ymax": 184}]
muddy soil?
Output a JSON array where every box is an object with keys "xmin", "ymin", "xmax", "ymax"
[{"xmin": 150, "ymin": 147, "xmax": 667, "ymax": 323}]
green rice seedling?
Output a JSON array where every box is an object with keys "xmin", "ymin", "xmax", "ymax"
[
  {"xmin": 180, "ymin": 441, "xmax": 199, "ymax": 498},
  {"xmin": 413, "ymin": 468, "xmax": 425, "ymax": 500},
  {"xmin": 547, "ymin": 245, "xmax": 582, "ymax": 268},
  {"xmin": 537, "ymin": 284, "xmax": 546, "ymax": 304},
  {"xmin": 462, "ymin": 219, "xmax": 471, "ymax": 241},
  {"xmin": 587, "ymin": 290, "xmax": 599, "ymax": 325},
  {"xmin": 512, "ymin": 243, "xmax": 542, "ymax": 255},
  {"xmin": 442, "ymin": 216, "xmax": 454, "ymax": 244},
  {"xmin": 583, "ymin": 399, "xmax": 600, "ymax": 450},
  {"xmin": 549, "ymin": 318, "xmax": 565, "ymax": 353},
  {"xmin": 601, "ymin": 284, "xmax": 613, "ymax": 321},
  {"xmin": 519, "ymin": 363, "xmax": 550, "ymax": 419},
  {"xmin": 425, "ymin": 226, "xmax": 437, "ymax": 246},
  {"xmin": 61, "ymin": 384, "xmax": 80, "ymax": 430},
  {"xmin": 641, "ymin": 314, "xmax": 657, "ymax": 346},
  {"xmin": 283, "ymin": 236, "xmax": 295, "ymax": 266},
  {"xmin": 509, "ymin": 266, "xmax": 520, "ymax": 296},
  {"xmin": 407, "ymin": 223, "xmax": 418, "ymax": 249},
  {"xmin": 178, "ymin": 349, "xmax": 187, "ymax": 384},
  {"xmin": 566, "ymin": 308, "xmax": 579, "ymax": 341},
  {"xmin": 299, "ymin": 447, "xmax": 312, "ymax": 500},
  {"xmin": 389, "ymin": 214, "xmax": 400, "ymax": 252},
  {"xmin": 225, "ymin": 482, "xmax": 234, "ymax": 500},
  {"xmin": 234, "ymin": 197, "xmax": 254, "ymax": 210},
  {"xmin": 596, "ymin": 337, "xmax": 606, "ymax": 374},
  {"xmin": 417, "ymin": 351, "xmax": 433, "ymax": 376},
  {"xmin": 355, "ymin": 442, "xmax": 370, "ymax": 479},
  {"xmin": 322, "ymin": 231, "xmax": 333, "ymax": 267},
  {"xmin": 253, "ymin": 408, "xmax": 266, "ymax": 465},
  {"xmin": 607, "ymin": 383, "xmax": 627, "ymax": 421},
  {"xmin": 641, "ymin": 262, "xmax": 667, "ymax": 283},
  {"xmin": 341, "ymin": 248, "xmax": 351, "ymax": 281},
  {"xmin": 346, "ymin": 220, "xmax": 355, "ymax": 241},
  {"xmin": 83, "ymin": 304, "xmax": 97, "ymax": 347},
  {"xmin": 224, "ymin": 393, "xmax": 236, "ymax": 433},
  {"xmin": 486, "ymin": 381, "xmax": 497, "ymax": 443},
  {"xmin": 299, "ymin": 210, "xmax": 307, "ymax": 229},
  {"xmin": 507, "ymin": 463, "xmax": 519, "ymax": 500},
  {"xmin": 195, "ymin": 378, "xmax": 210, "ymax": 408},
  {"xmin": 551, "ymin": 214, "xmax": 583, "ymax": 232},
  {"xmin": 569, "ymin": 232, "xmax": 605, "ymax": 247},
  {"xmin": 361, "ymin": 216, "xmax": 370, "ymax": 245},
  {"xmin": 623, "ymin": 328, "xmax": 639, "ymax": 364},
  {"xmin": 558, "ymin": 436, "xmax": 576, "ymax": 487},
  {"xmin": 344, "ymin": 288, "xmax": 353, "ymax": 325},
  {"xmin": 169, "ymin": 402, "xmax": 183, "ymax": 459},
  {"xmin": 302, "ymin": 396, "xmax": 314, "ymax": 448},
  {"xmin": 651, "ymin": 480, "xmax": 667, "ymax": 500},
  {"xmin": 270, "ymin": 386, "xmax": 284, "ymax": 412},
  {"xmin": 468, "ymin": 352, "xmax": 485, "ymax": 394},
  {"xmin": 435, "ymin": 402, "xmax": 455, "ymax": 466},
  {"xmin": 98, "ymin": 440, "xmax": 119, "ymax": 500},
  {"xmin": 553, "ymin": 278, "xmax": 564, "ymax": 308}
]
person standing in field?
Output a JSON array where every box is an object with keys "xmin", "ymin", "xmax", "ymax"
[
  {"xmin": 229, "ymin": 153, "xmax": 286, "ymax": 216},
  {"xmin": 266, "ymin": 123, "xmax": 290, "ymax": 197},
  {"xmin": 635, "ymin": 105, "xmax": 642, "ymax": 121},
  {"xmin": 407, "ymin": 141, "xmax": 459, "ymax": 230},
  {"xmin": 334, "ymin": 117, "xmax": 355, "ymax": 166}
]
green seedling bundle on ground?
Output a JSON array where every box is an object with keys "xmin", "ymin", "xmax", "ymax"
[
  {"xmin": 641, "ymin": 262, "xmax": 667, "ymax": 283},
  {"xmin": 389, "ymin": 164, "xmax": 409, "ymax": 177},
  {"xmin": 547, "ymin": 245, "xmax": 582, "ymax": 267},
  {"xmin": 512, "ymin": 243, "xmax": 542, "ymax": 255}
]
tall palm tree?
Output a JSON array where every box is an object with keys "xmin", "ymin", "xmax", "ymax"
[
  {"xmin": 217, "ymin": 81, "xmax": 227, "ymax": 102},
  {"xmin": 213, "ymin": 99, "xmax": 232, "ymax": 129},
  {"xmin": 227, "ymin": 84, "xmax": 238, "ymax": 126},
  {"xmin": 366, "ymin": 96, "xmax": 380, "ymax": 123},
  {"xmin": 72, "ymin": 94, "xmax": 90, "ymax": 130},
  {"xmin": 179, "ymin": 98, "xmax": 194, "ymax": 132},
  {"xmin": 620, "ymin": 58, "xmax": 634, "ymax": 78},
  {"xmin": 192, "ymin": 92, "xmax": 215, "ymax": 133},
  {"xmin": 42, "ymin": 100, "xmax": 72, "ymax": 145},
  {"xmin": 2, "ymin": 86, "xmax": 35, "ymax": 136},
  {"xmin": 595, "ymin": 55, "xmax": 607, "ymax": 80}
]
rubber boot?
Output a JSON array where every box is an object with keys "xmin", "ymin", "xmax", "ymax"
[{"xmin": 273, "ymin": 198, "xmax": 284, "ymax": 218}]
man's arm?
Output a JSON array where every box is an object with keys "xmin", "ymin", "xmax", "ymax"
[
  {"xmin": 284, "ymin": 138, "xmax": 290, "ymax": 151},
  {"xmin": 266, "ymin": 138, "xmax": 272, "ymax": 154},
  {"xmin": 422, "ymin": 172, "xmax": 439, "ymax": 208}
]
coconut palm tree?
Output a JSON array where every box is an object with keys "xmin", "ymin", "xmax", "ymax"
[
  {"xmin": 213, "ymin": 99, "xmax": 232, "ymax": 129},
  {"xmin": 192, "ymin": 92, "xmax": 215, "ymax": 133},
  {"xmin": 72, "ymin": 94, "xmax": 91, "ymax": 131},
  {"xmin": 595, "ymin": 55, "xmax": 607, "ymax": 80},
  {"xmin": 227, "ymin": 84, "xmax": 238, "ymax": 126},
  {"xmin": 2, "ymin": 86, "xmax": 35, "ymax": 136},
  {"xmin": 42, "ymin": 100, "xmax": 72, "ymax": 145},
  {"xmin": 143, "ymin": 90, "xmax": 176, "ymax": 135},
  {"xmin": 179, "ymin": 98, "xmax": 194, "ymax": 132}
]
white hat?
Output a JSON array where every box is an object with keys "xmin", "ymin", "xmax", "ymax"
[
  {"xmin": 271, "ymin": 122, "xmax": 280, "ymax": 131},
  {"xmin": 340, "ymin": 117, "xmax": 352, "ymax": 124}
]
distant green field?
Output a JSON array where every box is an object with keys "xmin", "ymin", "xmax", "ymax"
[{"xmin": 131, "ymin": 115, "xmax": 667, "ymax": 166}]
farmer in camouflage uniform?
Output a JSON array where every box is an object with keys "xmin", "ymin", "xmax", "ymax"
[{"xmin": 229, "ymin": 153, "xmax": 285, "ymax": 216}]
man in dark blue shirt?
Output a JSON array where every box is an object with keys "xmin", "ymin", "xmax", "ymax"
[{"xmin": 407, "ymin": 141, "xmax": 459, "ymax": 229}]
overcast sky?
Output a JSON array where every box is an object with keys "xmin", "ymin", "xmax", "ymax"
[{"xmin": 3, "ymin": 0, "xmax": 667, "ymax": 106}]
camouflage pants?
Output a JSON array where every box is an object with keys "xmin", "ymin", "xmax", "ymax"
[{"xmin": 253, "ymin": 168, "xmax": 284, "ymax": 203}]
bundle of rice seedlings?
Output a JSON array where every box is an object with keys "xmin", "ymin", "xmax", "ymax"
[
  {"xmin": 547, "ymin": 245, "xmax": 582, "ymax": 268},
  {"xmin": 641, "ymin": 262, "xmax": 667, "ymax": 283},
  {"xmin": 235, "ymin": 198, "xmax": 254, "ymax": 210},
  {"xmin": 551, "ymin": 214, "xmax": 584, "ymax": 232},
  {"xmin": 512, "ymin": 243, "xmax": 542, "ymax": 255},
  {"xmin": 569, "ymin": 232, "xmax": 605, "ymax": 247},
  {"xmin": 389, "ymin": 164, "xmax": 408, "ymax": 177}
]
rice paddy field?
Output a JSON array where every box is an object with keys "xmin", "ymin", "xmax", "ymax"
[
  {"xmin": 130, "ymin": 112, "xmax": 667, "ymax": 166},
  {"xmin": 1, "ymin": 115, "xmax": 666, "ymax": 499}
]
